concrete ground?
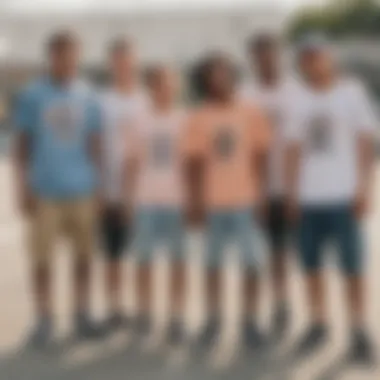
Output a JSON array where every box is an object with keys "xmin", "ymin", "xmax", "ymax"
[{"xmin": 0, "ymin": 157, "xmax": 379, "ymax": 380}]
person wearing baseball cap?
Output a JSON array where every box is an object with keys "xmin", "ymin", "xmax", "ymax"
[{"xmin": 285, "ymin": 32, "xmax": 377, "ymax": 363}]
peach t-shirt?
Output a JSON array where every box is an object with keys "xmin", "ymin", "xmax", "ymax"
[
  {"xmin": 184, "ymin": 100, "xmax": 271, "ymax": 209},
  {"xmin": 127, "ymin": 107, "xmax": 187, "ymax": 208}
]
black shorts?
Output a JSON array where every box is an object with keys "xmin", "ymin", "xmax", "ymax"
[
  {"xmin": 266, "ymin": 199, "xmax": 288, "ymax": 253},
  {"xmin": 100, "ymin": 205, "xmax": 129, "ymax": 261}
]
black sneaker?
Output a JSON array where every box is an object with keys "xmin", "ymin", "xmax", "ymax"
[
  {"xmin": 272, "ymin": 303, "xmax": 289, "ymax": 340},
  {"xmin": 106, "ymin": 313, "xmax": 128, "ymax": 332},
  {"xmin": 295, "ymin": 324, "xmax": 328, "ymax": 357},
  {"xmin": 75, "ymin": 313, "xmax": 105, "ymax": 340},
  {"xmin": 243, "ymin": 320, "xmax": 267, "ymax": 351},
  {"xmin": 27, "ymin": 316, "xmax": 53, "ymax": 349},
  {"xmin": 197, "ymin": 316, "xmax": 221, "ymax": 348},
  {"xmin": 167, "ymin": 319, "xmax": 186, "ymax": 347},
  {"xmin": 348, "ymin": 328, "xmax": 375, "ymax": 365},
  {"xmin": 134, "ymin": 314, "xmax": 152, "ymax": 338}
]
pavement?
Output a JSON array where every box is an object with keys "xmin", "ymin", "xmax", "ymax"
[{"xmin": 0, "ymin": 157, "xmax": 379, "ymax": 380}]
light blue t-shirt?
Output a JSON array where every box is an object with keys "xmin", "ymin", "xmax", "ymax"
[{"xmin": 14, "ymin": 78, "xmax": 101, "ymax": 199}]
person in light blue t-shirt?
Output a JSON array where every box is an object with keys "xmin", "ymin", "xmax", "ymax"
[{"xmin": 13, "ymin": 30, "xmax": 103, "ymax": 348}]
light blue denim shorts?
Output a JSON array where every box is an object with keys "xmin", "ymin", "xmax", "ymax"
[
  {"xmin": 133, "ymin": 206, "xmax": 185, "ymax": 263},
  {"xmin": 206, "ymin": 208, "xmax": 266, "ymax": 270}
]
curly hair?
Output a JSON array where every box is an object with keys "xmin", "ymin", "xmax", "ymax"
[{"xmin": 190, "ymin": 52, "xmax": 239, "ymax": 100}]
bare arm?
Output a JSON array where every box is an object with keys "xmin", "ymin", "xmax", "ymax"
[
  {"xmin": 13, "ymin": 132, "xmax": 33, "ymax": 216},
  {"xmin": 251, "ymin": 106, "xmax": 272, "ymax": 218},
  {"xmin": 88, "ymin": 131, "xmax": 104, "ymax": 210},
  {"xmin": 284, "ymin": 142, "xmax": 301, "ymax": 222},
  {"xmin": 184, "ymin": 156, "xmax": 205, "ymax": 227},
  {"xmin": 355, "ymin": 133, "xmax": 375, "ymax": 218}
]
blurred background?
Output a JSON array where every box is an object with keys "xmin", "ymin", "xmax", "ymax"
[
  {"xmin": 1, "ymin": 0, "xmax": 380, "ymax": 133},
  {"xmin": 0, "ymin": 1, "xmax": 379, "ymax": 379}
]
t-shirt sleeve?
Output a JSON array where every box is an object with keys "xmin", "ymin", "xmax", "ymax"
[
  {"xmin": 13, "ymin": 88, "xmax": 35, "ymax": 134},
  {"xmin": 350, "ymin": 81, "xmax": 378, "ymax": 134}
]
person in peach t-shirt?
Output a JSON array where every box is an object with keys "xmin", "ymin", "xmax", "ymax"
[
  {"xmin": 125, "ymin": 64, "xmax": 188, "ymax": 346},
  {"xmin": 185, "ymin": 53, "xmax": 272, "ymax": 349}
]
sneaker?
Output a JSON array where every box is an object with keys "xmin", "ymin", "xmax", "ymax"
[
  {"xmin": 348, "ymin": 328, "xmax": 375, "ymax": 365},
  {"xmin": 105, "ymin": 312, "xmax": 129, "ymax": 333},
  {"xmin": 27, "ymin": 316, "xmax": 53, "ymax": 349},
  {"xmin": 272, "ymin": 303, "xmax": 289, "ymax": 340},
  {"xmin": 134, "ymin": 314, "xmax": 152, "ymax": 338},
  {"xmin": 243, "ymin": 320, "xmax": 267, "ymax": 350},
  {"xmin": 295, "ymin": 324, "xmax": 328, "ymax": 357},
  {"xmin": 167, "ymin": 318, "xmax": 186, "ymax": 347},
  {"xmin": 75, "ymin": 313, "xmax": 105, "ymax": 340},
  {"xmin": 197, "ymin": 316, "xmax": 221, "ymax": 348}
]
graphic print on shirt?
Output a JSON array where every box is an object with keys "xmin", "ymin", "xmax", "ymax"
[
  {"xmin": 150, "ymin": 132, "xmax": 173, "ymax": 168},
  {"xmin": 44, "ymin": 101, "xmax": 82, "ymax": 143},
  {"xmin": 307, "ymin": 113, "xmax": 333, "ymax": 153},
  {"xmin": 213, "ymin": 127, "xmax": 236, "ymax": 161}
]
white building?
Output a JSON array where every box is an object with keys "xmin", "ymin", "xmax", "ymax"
[{"xmin": 0, "ymin": 5, "xmax": 286, "ymax": 67}]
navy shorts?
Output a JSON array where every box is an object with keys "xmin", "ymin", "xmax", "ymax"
[
  {"xmin": 298, "ymin": 204, "xmax": 363, "ymax": 275},
  {"xmin": 101, "ymin": 205, "xmax": 129, "ymax": 261}
]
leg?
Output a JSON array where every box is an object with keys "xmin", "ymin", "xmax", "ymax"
[
  {"xmin": 167, "ymin": 258, "xmax": 187, "ymax": 345},
  {"xmin": 68, "ymin": 199, "xmax": 101, "ymax": 338},
  {"xmin": 134, "ymin": 209, "xmax": 156, "ymax": 335},
  {"xmin": 295, "ymin": 208, "xmax": 329, "ymax": 356},
  {"xmin": 167, "ymin": 211, "xmax": 187, "ymax": 320},
  {"xmin": 137, "ymin": 264, "xmax": 153, "ymax": 318},
  {"xmin": 102, "ymin": 206, "xmax": 128, "ymax": 328},
  {"xmin": 267, "ymin": 200, "xmax": 290, "ymax": 336},
  {"xmin": 332, "ymin": 206, "xmax": 373, "ymax": 362},
  {"xmin": 235, "ymin": 210, "xmax": 267, "ymax": 348},
  {"xmin": 198, "ymin": 212, "xmax": 226, "ymax": 346},
  {"xmin": 298, "ymin": 209, "xmax": 327, "ymax": 325},
  {"xmin": 332, "ymin": 206, "xmax": 365, "ymax": 327},
  {"xmin": 205, "ymin": 212, "xmax": 226, "ymax": 317},
  {"xmin": 27, "ymin": 200, "xmax": 59, "ymax": 347}
]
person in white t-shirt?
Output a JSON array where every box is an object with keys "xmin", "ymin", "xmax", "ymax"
[
  {"xmin": 243, "ymin": 33, "xmax": 298, "ymax": 339},
  {"xmin": 99, "ymin": 37, "xmax": 146, "ymax": 332},
  {"xmin": 126, "ymin": 65, "xmax": 188, "ymax": 346},
  {"xmin": 285, "ymin": 34, "xmax": 376, "ymax": 363}
]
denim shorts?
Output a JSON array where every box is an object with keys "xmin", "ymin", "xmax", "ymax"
[
  {"xmin": 133, "ymin": 207, "xmax": 185, "ymax": 263},
  {"xmin": 206, "ymin": 208, "xmax": 266, "ymax": 270},
  {"xmin": 298, "ymin": 203, "xmax": 363, "ymax": 275}
]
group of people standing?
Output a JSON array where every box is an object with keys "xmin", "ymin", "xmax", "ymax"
[{"xmin": 13, "ymin": 29, "xmax": 377, "ymax": 366}]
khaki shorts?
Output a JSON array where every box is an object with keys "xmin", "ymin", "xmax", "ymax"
[{"xmin": 28, "ymin": 198, "xmax": 97, "ymax": 267}]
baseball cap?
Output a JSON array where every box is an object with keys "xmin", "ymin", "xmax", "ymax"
[{"xmin": 296, "ymin": 33, "xmax": 331, "ymax": 56}]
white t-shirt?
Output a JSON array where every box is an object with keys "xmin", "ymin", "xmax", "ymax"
[
  {"xmin": 285, "ymin": 77, "xmax": 377, "ymax": 206},
  {"xmin": 128, "ymin": 107, "xmax": 187, "ymax": 208},
  {"xmin": 99, "ymin": 89, "xmax": 147, "ymax": 202},
  {"xmin": 241, "ymin": 77, "xmax": 299, "ymax": 197}
]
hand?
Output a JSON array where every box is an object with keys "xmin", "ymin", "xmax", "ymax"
[
  {"xmin": 354, "ymin": 191, "xmax": 369, "ymax": 219},
  {"xmin": 95, "ymin": 192, "xmax": 107, "ymax": 215},
  {"xmin": 258, "ymin": 199, "xmax": 269, "ymax": 223},
  {"xmin": 19, "ymin": 188, "xmax": 35, "ymax": 217},
  {"xmin": 187, "ymin": 205, "xmax": 205, "ymax": 227}
]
